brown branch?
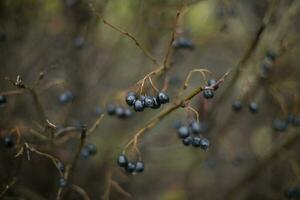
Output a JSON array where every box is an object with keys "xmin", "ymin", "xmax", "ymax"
[{"xmin": 70, "ymin": 184, "xmax": 91, "ymax": 200}]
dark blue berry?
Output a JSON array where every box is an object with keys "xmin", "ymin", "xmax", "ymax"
[
  {"xmin": 144, "ymin": 96, "xmax": 154, "ymax": 108},
  {"xmin": 199, "ymin": 138, "xmax": 210, "ymax": 150},
  {"xmin": 57, "ymin": 162, "xmax": 65, "ymax": 172},
  {"xmin": 190, "ymin": 121, "xmax": 200, "ymax": 134},
  {"xmin": 232, "ymin": 100, "xmax": 242, "ymax": 111},
  {"xmin": 266, "ymin": 50, "xmax": 278, "ymax": 61},
  {"xmin": 177, "ymin": 126, "xmax": 190, "ymax": 139},
  {"xmin": 272, "ymin": 119, "xmax": 288, "ymax": 132},
  {"xmin": 182, "ymin": 136, "xmax": 193, "ymax": 146},
  {"xmin": 292, "ymin": 116, "xmax": 300, "ymax": 127},
  {"xmin": 133, "ymin": 100, "xmax": 144, "ymax": 112},
  {"xmin": 58, "ymin": 178, "xmax": 67, "ymax": 188},
  {"xmin": 126, "ymin": 162, "xmax": 136, "ymax": 173},
  {"xmin": 86, "ymin": 144, "xmax": 97, "ymax": 155},
  {"xmin": 117, "ymin": 154, "xmax": 128, "ymax": 168},
  {"xmin": 125, "ymin": 92, "xmax": 136, "ymax": 106},
  {"xmin": 135, "ymin": 161, "xmax": 144, "ymax": 173},
  {"xmin": 3, "ymin": 137, "xmax": 14, "ymax": 148},
  {"xmin": 203, "ymin": 90, "xmax": 214, "ymax": 99},
  {"xmin": 157, "ymin": 92, "xmax": 169, "ymax": 104},
  {"xmin": 0, "ymin": 95, "xmax": 7, "ymax": 105},
  {"xmin": 192, "ymin": 137, "xmax": 201, "ymax": 147},
  {"xmin": 207, "ymin": 79, "xmax": 218, "ymax": 90},
  {"xmin": 80, "ymin": 148, "xmax": 90, "ymax": 159},
  {"xmin": 124, "ymin": 108, "xmax": 133, "ymax": 118},
  {"xmin": 248, "ymin": 102, "xmax": 258, "ymax": 113},
  {"xmin": 107, "ymin": 104, "xmax": 116, "ymax": 115},
  {"xmin": 151, "ymin": 97, "xmax": 161, "ymax": 109},
  {"xmin": 59, "ymin": 90, "xmax": 73, "ymax": 104},
  {"xmin": 115, "ymin": 106, "xmax": 125, "ymax": 118},
  {"xmin": 173, "ymin": 38, "xmax": 195, "ymax": 50},
  {"xmin": 74, "ymin": 36, "xmax": 85, "ymax": 49}
]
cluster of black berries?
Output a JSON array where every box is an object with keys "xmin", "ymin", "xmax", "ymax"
[
  {"xmin": 203, "ymin": 79, "xmax": 219, "ymax": 99},
  {"xmin": 59, "ymin": 90, "xmax": 74, "ymax": 104},
  {"xmin": 175, "ymin": 120, "xmax": 210, "ymax": 150},
  {"xmin": 117, "ymin": 154, "xmax": 144, "ymax": 174},
  {"xmin": 284, "ymin": 187, "xmax": 300, "ymax": 199},
  {"xmin": 80, "ymin": 143, "xmax": 97, "ymax": 159},
  {"xmin": 0, "ymin": 95, "xmax": 7, "ymax": 106},
  {"xmin": 272, "ymin": 114, "xmax": 300, "ymax": 132},
  {"xmin": 172, "ymin": 37, "xmax": 195, "ymax": 50},
  {"xmin": 125, "ymin": 91, "xmax": 169, "ymax": 112},
  {"xmin": 260, "ymin": 50, "xmax": 278, "ymax": 79},
  {"xmin": 106, "ymin": 104, "xmax": 133, "ymax": 119},
  {"xmin": 232, "ymin": 100, "xmax": 259, "ymax": 114}
]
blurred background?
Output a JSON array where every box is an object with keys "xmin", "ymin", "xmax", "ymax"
[{"xmin": 0, "ymin": 0, "xmax": 300, "ymax": 199}]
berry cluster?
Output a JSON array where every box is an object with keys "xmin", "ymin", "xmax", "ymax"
[
  {"xmin": 232, "ymin": 100, "xmax": 259, "ymax": 114},
  {"xmin": 0, "ymin": 95, "xmax": 7, "ymax": 105},
  {"xmin": 172, "ymin": 37, "xmax": 195, "ymax": 50},
  {"xmin": 175, "ymin": 120, "xmax": 210, "ymax": 150},
  {"xmin": 260, "ymin": 50, "xmax": 278, "ymax": 79},
  {"xmin": 80, "ymin": 143, "xmax": 97, "ymax": 159},
  {"xmin": 125, "ymin": 91, "xmax": 169, "ymax": 112},
  {"xmin": 117, "ymin": 154, "xmax": 144, "ymax": 174},
  {"xmin": 106, "ymin": 104, "xmax": 133, "ymax": 119},
  {"xmin": 272, "ymin": 114, "xmax": 300, "ymax": 132},
  {"xmin": 203, "ymin": 79, "xmax": 219, "ymax": 99}
]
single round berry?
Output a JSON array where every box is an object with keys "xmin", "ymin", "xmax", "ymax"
[
  {"xmin": 125, "ymin": 92, "xmax": 136, "ymax": 106},
  {"xmin": 172, "ymin": 38, "xmax": 195, "ymax": 50},
  {"xmin": 80, "ymin": 148, "xmax": 90, "ymax": 159},
  {"xmin": 107, "ymin": 104, "xmax": 116, "ymax": 115},
  {"xmin": 266, "ymin": 50, "xmax": 278, "ymax": 61},
  {"xmin": 157, "ymin": 92, "xmax": 169, "ymax": 104},
  {"xmin": 151, "ymin": 97, "xmax": 161, "ymax": 109},
  {"xmin": 182, "ymin": 136, "xmax": 193, "ymax": 146},
  {"xmin": 192, "ymin": 137, "xmax": 201, "ymax": 147},
  {"xmin": 86, "ymin": 144, "xmax": 97, "ymax": 155},
  {"xmin": 135, "ymin": 161, "xmax": 144, "ymax": 173},
  {"xmin": 292, "ymin": 116, "xmax": 300, "ymax": 127},
  {"xmin": 177, "ymin": 126, "xmax": 190, "ymax": 139},
  {"xmin": 232, "ymin": 100, "xmax": 242, "ymax": 112},
  {"xmin": 117, "ymin": 154, "xmax": 128, "ymax": 168},
  {"xmin": 126, "ymin": 162, "xmax": 136, "ymax": 173},
  {"xmin": 207, "ymin": 79, "xmax": 218, "ymax": 90},
  {"xmin": 199, "ymin": 138, "xmax": 210, "ymax": 150},
  {"xmin": 203, "ymin": 90, "xmax": 214, "ymax": 99},
  {"xmin": 115, "ymin": 106, "xmax": 125, "ymax": 118},
  {"xmin": 0, "ymin": 95, "xmax": 7, "ymax": 105},
  {"xmin": 190, "ymin": 121, "xmax": 200, "ymax": 134},
  {"xmin": 58, "ymin": 178, "xmax": 67, "ymax": 188},
  {"xmin": 124, "ymin": 108, "xmax": 133, "ymax": 118},
  {"xmin": 133, "ymin": 100, "xmax": 144, "ymax": 112},
  {"xmin": 3, "ymin": 137, "xmax": 14, "ymax": 148},
  {"xmin": 272, "ymin": 119, "xmax": 288, "ymax": 132},
  {"xmin": 248, "ymin": 102, "xmax": 258, "ymax": 113},
  {"xmin": 57, "ymin": 162, "xmax": 65, "ymax": 172},
  {"xmin": 144, "ymin": 96, "xmax": 154, "ymax": 108},
  {"xmin": 59, "ymin": 90, "xmax": 73, "ymax": 104}
]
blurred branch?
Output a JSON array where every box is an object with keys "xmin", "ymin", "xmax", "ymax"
[
  {"xmin": 70, "ymin": 184, "xmax": 91, "ymax": 200},
  {"xmin": 0, "ymin": 178, "xmax": 17, "ymax": 198},
  {"xmin": 225, "ymin": 130, "xmax": 300, "ymax": 199}
]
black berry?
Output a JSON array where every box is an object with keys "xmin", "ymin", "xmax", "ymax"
[
  {"xmin": 192, "ymin": 137, "xmax": 201, "ymax": 147},
  {"xmin": 0, "ymin": 95, "xmax": 7, "ymax": 105},
  {"xmin": 172, "ymin": 38, "xmax": 195, "ymax": 50},
  {"xmin": 86, "ymin": 144, "xmax": 97, "ymax": 155},
  {"xmin": 272, "ymin": 119, "xmax": 288, "ymax": 132},
  {"xmin": 177, "ymin": 126, "xmax": 190, "ymax": 139},
  {"xmin": 3, "ymin": 136, "xmax": 14, "ymax": 148},
  {"xmin": 126, "ymin": 162, "xmax": 136, "ymax": 173},
  {"xmin": 125, "ymin": 92, "xmax": 136, "ymax": 106},
  {"xmin": 248, "ymin": 102, "xmax": 258, "ymax": 113},
  {"xmin": 117, "ymin": 154, "xmax": 128, "ymax": 168},
  {"xmin": 203, "ymin": 90, "xmax": 214, "ymax": 99},
  {"xmin": 207, "ymin": 79, "xmax": 218, "ymax": 90},
  {"xmin": 144, "ymin": 96, "xmax": 154, "ymax": 108},
  {"xmin": 124, "ymin": 108, "xmax": 133, "ymax": 118},
  {"xmin": 135, "ymin": 161, "xmax": 144, "ymax": 173},
  {"xmin": 107, "ymin": 104, "xmax": 116, "ymax": 115},
  {"xmin": 59, "ymin": 90, "xmax": 73, "ymax": 104},
  {"xmin": 157, "ymin": 92, "xmax": 169, "ymax": 104},
  {"xmin": 151, "ymin": 97, "xmax": 161, "ymax": 109},
  {"xmin": 182, "ymin": 136, "xmax": 193, "ymax": 146},
  {"xmin": 115, "ymin": 106, "xmax": 125, "ymax": 118},
  {"xmin": 266, "ymin": 50, "xmax": 278, "ymax": 61},
  {"xmin": 80, "ymin": 148, "xmax": 90, "ymax": 159},
  {"xmin": 232, "ymin": 100, "xmax": 242, "ymax": 112},
  {"xmin": 57, "ymin": 162, "xmax": 65, "ymax": 172},
  {"xmin": 133, "ymin": 100, "xmax": 144, "ymax": 112},
  {"xmin": 199, "ymin": 138, "xmax": 210, "ymax": 150},
  {"xmin": 58, "ymin": 178, "xmax": 67, "ymax": 188}
]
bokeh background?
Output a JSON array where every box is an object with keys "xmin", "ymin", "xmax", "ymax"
[{"xmin": 0, "ymin": 0, "xmax": 300, "ymax": 199}]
